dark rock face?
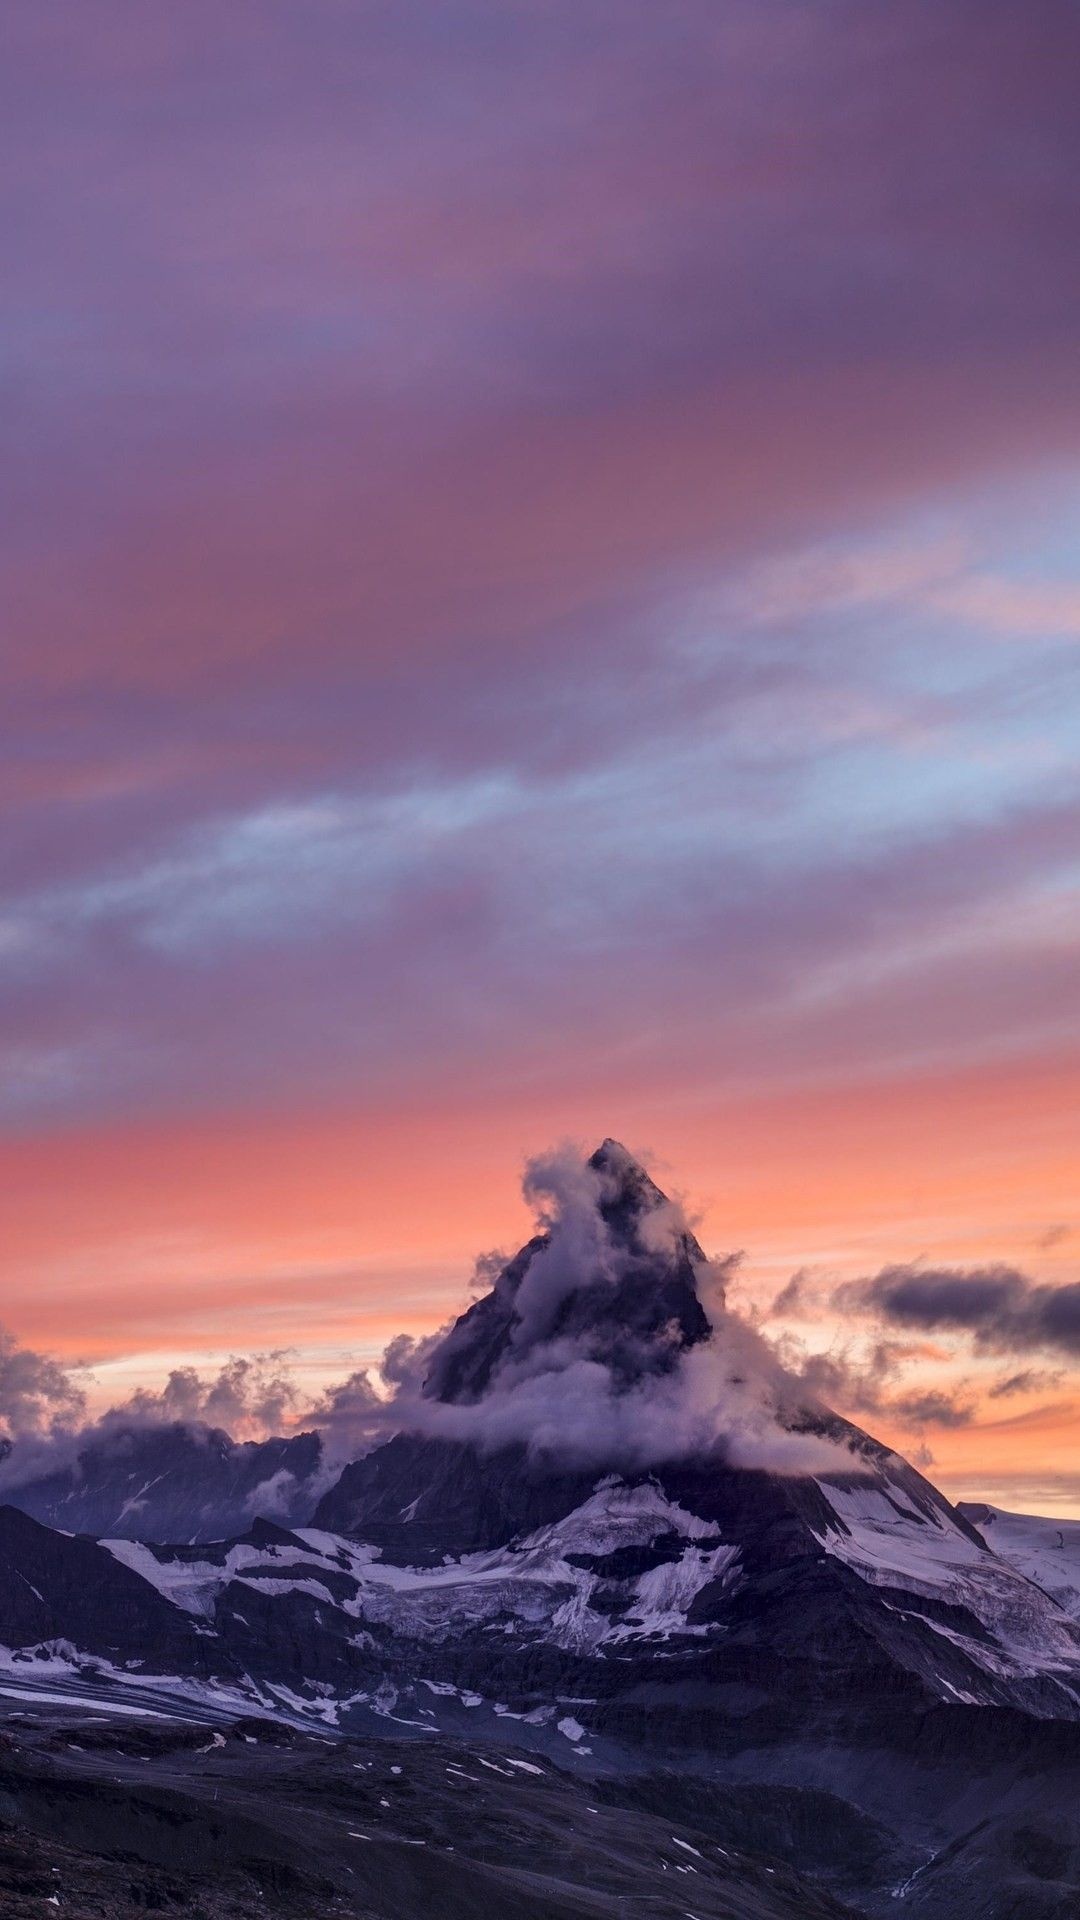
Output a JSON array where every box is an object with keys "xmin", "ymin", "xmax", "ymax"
[
  {"xmin": 313, "ymin": 1431, "xmax": 597, "ymax": 1558},
  {"xmin": 0, "ymin": 1506, "xmax": 209, "ymax": 1669},
  {"xmin": 3, "ymin": 1424, "xmax": 323, "ymax": 1543}
]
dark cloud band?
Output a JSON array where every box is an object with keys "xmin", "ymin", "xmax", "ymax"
[{"xmin": 834, "ymin": 1264, "xmax": 1080, "ymax": 1358}]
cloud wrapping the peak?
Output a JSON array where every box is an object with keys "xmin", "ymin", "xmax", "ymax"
[
  {"xmin": 513, "ymin": 1142, "xmax": 618, "ymax": 1352},
  {"xmin": 367, "ymin": 1142, "xmax": 857, "ymax": 1477},
  {"xmin": 408, "ymin": 1330, "xmax": 856, "ymax": 1478}
]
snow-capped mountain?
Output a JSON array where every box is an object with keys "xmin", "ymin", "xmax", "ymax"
[
  {"xmin": 3, "ymin": 1142, "xmax": 1079, "ymax": 1735},
  {"xmin": 310, "ymin": 1139, "xmax": 1080, "ymax": 1725}
]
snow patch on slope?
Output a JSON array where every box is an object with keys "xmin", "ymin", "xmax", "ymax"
[
  {"xmin": 959, "ymin": 1505, "xmax": 1080, "ymax": 1623},
  {"xmin": 818, "ymin": 1476, "xmax": 1080, "ymax": 1695},
  {"xmin": 106, "ymin": 1481, "xmax": 741, "ymax": 1655},
  {"xmin": 101, "ymin": 1540, "xmax": 222, "ymax": 1617}
]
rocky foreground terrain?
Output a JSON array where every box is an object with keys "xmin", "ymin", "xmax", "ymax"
[{"xmin": 0, "ymin": 1704, "xmax": 859, "ymax": 1920}]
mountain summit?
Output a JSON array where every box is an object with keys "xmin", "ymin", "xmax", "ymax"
[{"xmin": 423, "ymin": 1139, "xmax": 713, "ymax": 1404}]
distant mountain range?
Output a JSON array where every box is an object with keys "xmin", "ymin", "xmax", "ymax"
[
  {"xmin": 2, "ymin": 1422, "xmax": 323, "ymax": 1541},
  {"xmin": 2, "ymin": 1141, "xmax": 1079, "ymax": 1917}
]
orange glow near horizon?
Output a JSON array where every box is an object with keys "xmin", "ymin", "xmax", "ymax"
[{"xmin": 3, "ymin": 1048, "xmax": 1077, "ymax": 1511}]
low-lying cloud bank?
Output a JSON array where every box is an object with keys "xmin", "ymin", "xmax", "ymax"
[{"xmin": 765, "ymin": 1257, "xmax": 1080, "ymax": 1446}]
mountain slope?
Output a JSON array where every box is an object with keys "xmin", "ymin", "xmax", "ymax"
[
  {"xmin": 3, "ymin": 1498, "xmax": 1080, "ymax": 1919},
  {"xmin": 0, "ymin": 1506, "xmax": 213, "ymax": 1670},
  {"xmin": 959, "ymin": 1502, "xmax": 1080, "ymax": 1622}
]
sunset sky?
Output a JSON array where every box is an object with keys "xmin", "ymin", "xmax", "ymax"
[{"xmin": 2, "ymin": 2, "xmax": 1078, "ymax": 1514}]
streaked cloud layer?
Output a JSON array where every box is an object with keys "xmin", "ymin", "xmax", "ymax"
[{"xmin": 2, "ymin": 1, "xmax": 1078, "ymax": 1504}]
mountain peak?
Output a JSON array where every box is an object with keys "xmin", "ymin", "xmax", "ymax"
[
  {"xmin": 586, "ymin": 1138, "xmax": 672, "ymax": 1239},
  {"xmin": 423, "ymin": 1140, "xmax": 711, "ymax": 1405},
  {"xmin": 589, "ymin": 1135, "xmax": 639, "ymax": 1169},
  {"xmin": 587, "ymin": 1135, "xmax": 656, "ymax": 1189}
]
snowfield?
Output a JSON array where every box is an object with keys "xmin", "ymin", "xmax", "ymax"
[
  {"xmin": 957, "ymin": 1503, "xmax": 1080, "ymax": 1623},
  {"xmin": 818, "ymin": 1476, "xmax": 1080, "ymax": 1696},
  {"xmin": 4, "ymin": 1474, "xmax": 1080, "ymax": 1741},
  {"xmin": 100, "ymin": 1479, "xmax": 743, "ymax": 1657}
]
